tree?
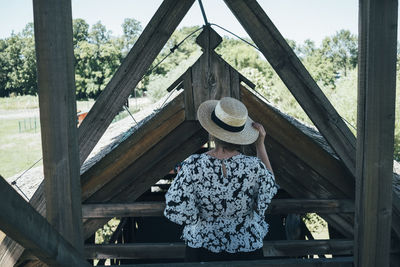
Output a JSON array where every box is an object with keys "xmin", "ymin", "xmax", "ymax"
[
  {"xmin": 121, "ymin": 18, "xmax": 142, "ymax": 54},
  {"xmin": 73, "ymin": 18, "xmax": 89, "ymax": 47},
  {"xmin": 321, "ymin": 30, "xmax": 357, "ymax": 77},
  {"xmin": 89, "ymin": 21, "xmax": 111, "ymax": 45}
]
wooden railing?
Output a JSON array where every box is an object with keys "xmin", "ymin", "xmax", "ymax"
[{"xmin": 82, "ymin": 199, "xmax": 354, "ymax": 219}]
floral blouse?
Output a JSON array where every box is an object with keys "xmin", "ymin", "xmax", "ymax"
[{"xmin": 164, "ymin": 153, "xmax": 278, "ymax": 253}]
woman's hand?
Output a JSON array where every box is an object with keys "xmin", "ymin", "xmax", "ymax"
[
  {"xmin": 252, "ymin": 122, "xmax": 266, "ymax": 148},
  {"xmin": 252, "ymin": 122, "xmax": 274, "ymax": 174}
]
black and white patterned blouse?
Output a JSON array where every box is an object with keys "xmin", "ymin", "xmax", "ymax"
[{"xmin": 164, "ymin": 153, "xmax": 278, "ymax": 253}]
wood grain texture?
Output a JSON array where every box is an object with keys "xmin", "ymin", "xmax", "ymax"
[
  {"xmin": 81, "ymin": 122, "xmax": 208, "ymax": 238},
  {"xmin": 183, "ymin": 68, "xmax": 196, "ymax": 120},
  {"xmin": 241, "ymin": 87, "xmax": 355, "ymax": 237},
  {"xmin": 80, "ymin": 93, "xmax": 185, "ymax": 201},
  {"xmin": 106, "ymin": 257, "xmax": 353, "ymax": 267},
  {"xmin": 223, "ymin": 0, "xmax": 356, "ymax": 176},
  {"xmin": 33, "ymin": 0, "xmax": 83, "ymax": 254},
  {"xmin": 78, "ymin": 0, "xmax": 195, "ymax": 165},
  {"xmin": 82, "ymin": 199, "xmax": 354, "ymax": 219},
  {"xmin": 84, "ymin": 240, "xmax": 353, "ymax": 259},
  {"xmin": 0, "ymin": 178, "xmax": 90, "ymax": 267},
  {"xmin": 355, "ymin": 0, "xmax": 398, "ymax": 266},
  {"xmin": 241, "ymin": 87, "xmax": 354, "ymax": 198},
  {"xmin": 189, "ymin": 26, "xmax": 243, "ymax": 118}
]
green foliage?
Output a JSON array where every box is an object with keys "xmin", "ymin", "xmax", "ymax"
[
  {"xmin": 321, "ymin": 29, "xmax": 358, "ymax": 77},
  {"xmin": 72, "ymin": 18, "xmax": 89, "ymax": 46},
  {"xmin": 121, "ymin": 18, "xmax": 142, "ymax": 55},
  {"xmin": 0, "ymin": 23, "xmax": 37, "ymax": 97},
  {"xmin": 74, "ymin": 20, "xmax": 123, "ymax": 99},
  {"xmin": 0, "ymin": 21, "xmax": 398, "ymax": 161},
  {"xmin": 95, "ymin": 218, "xmax": 120, "ymax": 244}
]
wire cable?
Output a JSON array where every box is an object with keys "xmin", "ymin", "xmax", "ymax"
[
  {"xmin": 11, "ymin": 157, "xmax": 42, "ymax": 184},
  {"xmin": 198, "ymin": 0, "xmax": 209, "ymax": 26},
  {"xmin": 144, "ymin": 26, "xmax": 203, "ymax": 77},
  {"xmin": 123, "ymin": 105, "xmax": 138, "ymax": 124},
  {"xmin": 14, "ymin": 183, "xmax": 29, "ymax": 201},
  {"xmin": 209, "ymin": 23, "xmax": 260, "ymax": 51}
]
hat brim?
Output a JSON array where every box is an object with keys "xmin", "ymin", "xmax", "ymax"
[{"xmin": 197, "ymin": 100, "xmax": 259, "ymax": 145}]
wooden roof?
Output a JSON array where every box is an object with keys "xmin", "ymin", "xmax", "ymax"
[{"xmin": 1, "ymin": 0, "xmax": 399, "ymax": 266}]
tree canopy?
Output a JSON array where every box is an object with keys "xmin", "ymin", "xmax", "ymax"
[{"xmin": 0, "ymin": 20, "xmax": 398, "ymax": 160}]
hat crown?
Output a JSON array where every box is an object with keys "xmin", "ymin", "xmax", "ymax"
[{"xmin": 215, "ymin": 97, "xmax": 248, "ymax": 127}]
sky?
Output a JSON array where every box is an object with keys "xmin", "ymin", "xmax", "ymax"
[{"xmin": 0, "ymin": 0, "xmax": 362, "ymax": 46}]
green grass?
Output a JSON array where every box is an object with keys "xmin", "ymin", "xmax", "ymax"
[
  {"xmin": 0, "ymin": 95, "xmax": 39, "ymax": 110},
  {"xmin": 0, "ymin": 94, "xmax": 96, "ymax": 111},
  {"xmin": 0, "ymin": 95, "xmax": 97, "ymax": 179},
  {"xmin": 0, "ymin": 95, "xmax": 144, "ymax": 179},
  {"xmin": 0, "ymin": 118, "xmax": 42, "ymax": 179}
]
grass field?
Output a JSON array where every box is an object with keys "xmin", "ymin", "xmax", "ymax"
[{"xmin": 0, "ymin": 95, "xmax": 144, "ymax": 179}]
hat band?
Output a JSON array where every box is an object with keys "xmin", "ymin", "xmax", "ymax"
[{"xmin": 211, "ymin": 110, "xmax": 245, "ymax": 133}]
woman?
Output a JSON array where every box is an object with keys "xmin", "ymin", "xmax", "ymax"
[{"xmin": 164, "ymin": 97, "xmax": 278, "ymax": 262}]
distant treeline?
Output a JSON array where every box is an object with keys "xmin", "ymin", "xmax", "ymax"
[
  {"xmin": 0, "ymin": 18, "xmax": 359, "ymax": 99},
  {"xmin": 1, "ymin": 19, "xmax": 399, "ymax": 160}
]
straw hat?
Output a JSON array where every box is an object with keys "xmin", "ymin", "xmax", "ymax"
[{"xmin": 197, "ymin": 97, "xmax": 259, "ymax": 145}]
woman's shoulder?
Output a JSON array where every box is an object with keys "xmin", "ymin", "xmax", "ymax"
[
  {"xmin": 237, "ymin": 154, "xmax": 262, "ymax": 164},
  {"xmin": 181, "ymin": 153, "xmax": 204, "ymax": 166}
]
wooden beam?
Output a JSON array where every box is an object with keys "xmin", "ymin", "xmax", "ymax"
[
  {"xmin": 108, "ymin": 257, "xmax": 354, "ymax": 267},
  {"xmin": 80, "ymin": 93, "xmax": 185, "ymax": 201},
  {"xmin": 223, "ymin": 0, "xmax": 357, "ymax": 175},
  {"xmin": 0, "ymin": 177, "xmax": 90, "ymax": 266},
  {"xmin": 83, "ymin": 121, "xmax": 206, "ymax": 204},
  {"xmin": 355, "ymin": 0, "xmax": 398, "ymax": 267},
  {"xmin": 241, "ymin": 86, "xmax": 356, "ymax": 237},
  {"xmin": 0, "ymin": 2, "xmax": 194, "ymax": 261},
  {"xmin": 241, "ymin": 87, "xmax": 355, "ymax": 198},
  {"xmin": 33, "ymin": 0, "xmax": 83, "ymax": 253},
  {"xmin": 81, "ymin": 122, "xmax": 208, "ymax": 238},
  {"xmin": 81, "ymin": 199, "xmax": 354, "ymax": 218},
  {"xmin": 77, "ymin": 0, "xmax": 195, "ymax": 165},
  {"xmin": 84, "ymin": 240, "xmax": 353, "ymax": 259}
]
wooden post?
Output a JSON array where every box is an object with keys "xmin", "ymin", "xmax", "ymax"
[
  {"xmin": 223, "ymin": 0, "xmax": 356, "ymax": 176},
  {"xmin": 78, "ymin": 0, "xmax": 195, "ymax": 165},
  {"xmin": 33, "ymin": 0, "xmax": 83, "ymax": 253},
  {"xmin": 0, "ymin": 177, "xmax": 90, "ymax": 266},
  {"xmin": 355, "ymin": 0, "xmax": 398, "ymax": 266}
]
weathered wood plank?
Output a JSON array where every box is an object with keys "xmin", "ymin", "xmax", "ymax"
[
  {"xmin": 81, "ymin": 122, "xmax": 208, "ymax": 238},
  {"xmin": 0, "ymin": 177, "xmax": 90, "ymax": 267},
  {"xmin": 83, "ymin": 121, "xmax": 201, "ymax": 204},
  {"xmin": 183, "ymin": 68, "xmax": 196, "ymax": 120},
  {"xmin": 33, "ymin": 0, "xmax": 83, "ymax": 254},
  {"xmin": 241, "ymin": 87, "xmax": 355, "ymax": 237},
  {"xmin": 210, "ymin": 51, "xmax": 231, "ymax": 100},
  {"xmin": 82, "ymin": 199, "xmax": 354, "ymax": 218},
  {"xmin": 0, "ymin": 184, "xmax": 46, "ymax": 266},
  {"xmin": 224, "ymin": 0, "xmax": 357, "ymax": 176},
  {"xmin": 78, "ymin": 0, "xmax": 195, "ymax": 165},
  {"xmin": 241, "ymin": 87, "xmax": 354, "ymax": 198},
  {"xmin": 84, "ymin": 240, "xmax": 353, "ymax": 259},
  {"xmin": 80, "ymin": 93, "xmax": 185, "ymax": 201},
  {"xmin": 109, "ymin": 257, "xmax": 354, "ymax": 267},
  {"xmin": 355, "ymin": 0, "xmax": 398, "ymax": 267},
  {"xmin": 230, "ymin": 68, "xmax": 240, "ymax": 99}
]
